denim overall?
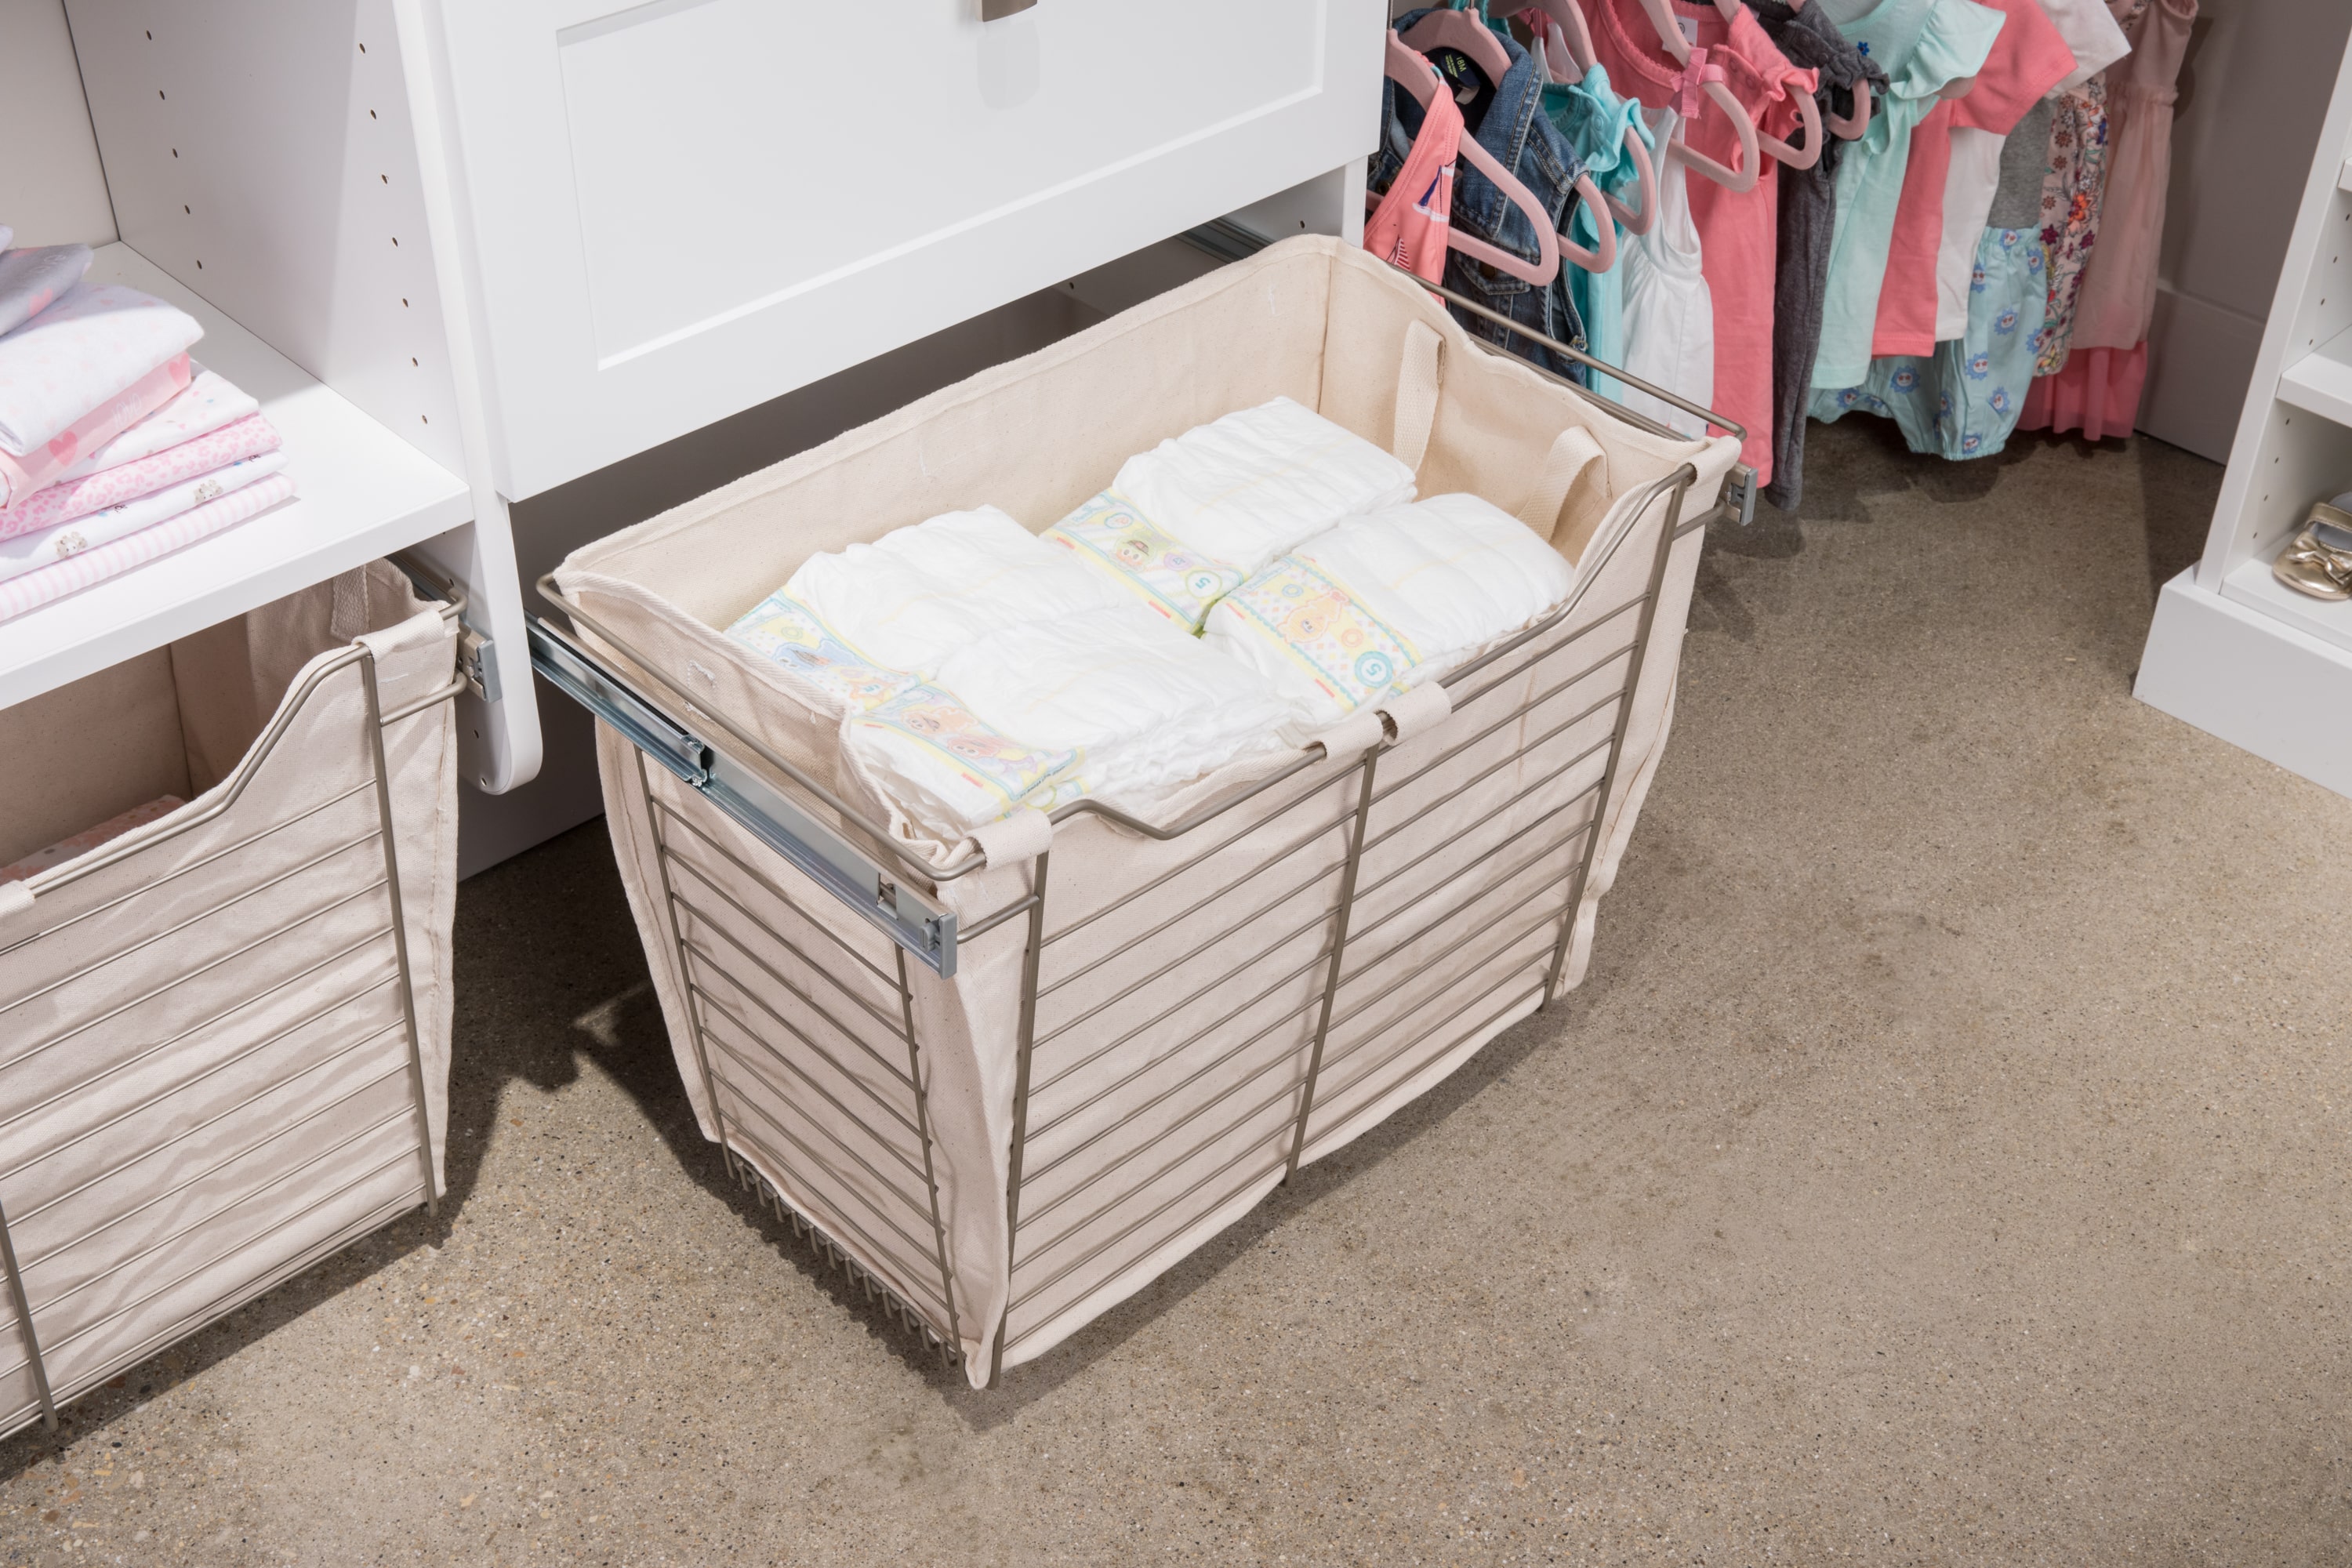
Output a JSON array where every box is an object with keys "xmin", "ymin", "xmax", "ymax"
[{"xmin": 1373, "ymin": 9, "xmax": 1590, "ymax": 383}]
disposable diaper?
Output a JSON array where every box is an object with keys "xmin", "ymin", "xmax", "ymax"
[
  {"xmin": 785, "ymin": 506, "xmax": 1129, "ymax": 677},
  {"xmin": 1040, "ymin": 490, "xmax": 1244, "ymax": 633},
  {"xmin": 1113, "ymin": 397, "xmax": 1417, "ymax": 576},
  {"xmin": 933, "ymin": 607, "xmax": 1292, "ymax": 811},
  {"xmin": 844, "ymin": 684, "xmax": 1085, "ymax": 837},
  {"xmin": 1203, "ymin": 492, "xmax": 1577, "ymax": 733}
]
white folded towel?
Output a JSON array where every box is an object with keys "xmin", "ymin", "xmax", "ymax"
[
  {"xmin": 0, "ymin": 281, "xmax": 205, "ymax": 457},
  {"xmin": 0, "ymin": 245, "xmax": 94, "ymax": 339},
  {"xmin": 1203, "ymin": 493, "xmax": 1577, "ymax": 734},
  {"xmin": 784, "ymin": 506, "xmax": 1129, "ymax": 678},
  {"xmin": 1112, "ymin": 396, "xmax": 1417, "ymax": 578}
]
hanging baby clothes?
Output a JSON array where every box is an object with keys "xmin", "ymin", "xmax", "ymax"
[
  {"xmin": 1808, "ymin": 0, "xmax": 2003, "ymax": 389},
  {"xmin": 2031, "ymin": 74, "xmax": 2111, "ymax": 372},
  {"xmin": 1587, "ymin": 0, "xmax": 1819, "ymax": 482},
  {"xmin": 1364, "ymin": 63, "xmax": 1468, "ymax": 283},
  {"xmin": 1618, "ymin": 106, "xmax": 1715, "ymax": 438},
  {"xmin": 1920, "ymin": 0, "xmax": 2079, "ymax": 343},
  {"xmin": 2020, "ymin": 0, "xmax": 2190, "ymax": 439},
  {"xmin": 1748, "ymin": 0, "xmax": 1887, "ymax": 512},
  {"xmin": 1813, "ymin": 99, "xmax": 2051, "ymax": 456},
  {"xmin": 1544, "ymin": 62, "xmax": 1657, "ymax": 402},
  {"xmin": 1376, "ymin": 9, "xmax": 1593, "ymax": 381}
]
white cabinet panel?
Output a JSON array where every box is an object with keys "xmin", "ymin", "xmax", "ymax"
[{"xmin": 419, "ymin": 0, "xmax": 1381, "ymax": 499}]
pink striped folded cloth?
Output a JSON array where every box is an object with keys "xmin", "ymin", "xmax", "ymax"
[
  {"xmin": 0, "ymin": 471, "xmax": 296, "ymax": 622},
  {"xmin": 0, "ymin": 412, "xmax": 282, "ymax": 542},
  {"xmin": 0, "ymin": 449, "xmax": 288, "ymax": 583},
  {"xmin": 0, "ymin": 353, "xmax": 191, "ymax": 506}
]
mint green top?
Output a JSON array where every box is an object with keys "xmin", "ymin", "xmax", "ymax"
[
  {"xmin": 1543, "ymin": 64, "xmax": 1655, "ymax": 402},
  {"xmin": 1809, "ymin": 0, "xmax": 2004, "ymax": 389}
]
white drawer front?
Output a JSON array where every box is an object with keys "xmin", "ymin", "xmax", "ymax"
[{"xmin": 424, "ymin": 0, "xmax": 1382, "ymax": 499}]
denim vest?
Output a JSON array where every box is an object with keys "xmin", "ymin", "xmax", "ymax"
[{"xmin": 1372, "ymin": 10, "xmax": 1589, "ymax": 383}]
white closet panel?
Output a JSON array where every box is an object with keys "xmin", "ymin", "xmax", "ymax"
[
  {"xmin": 66, "ymin": 0, "xmax": 466, "ymax": 477},
  {"xmin": 413, "ymin": 0, "xmax": 1383, "ymax": 499},
  {"xmin": 0, "ymin": 0, "xmax": 117, "ymax": 247}
]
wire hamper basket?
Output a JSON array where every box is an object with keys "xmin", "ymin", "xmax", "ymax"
[
  {"xmin": 535, "ymin": 237, "xmax": 1745, "ymax": 1386},
  {"xmin": 0, "ymin": 558, "xmax": 466, "ymax": 1437}
]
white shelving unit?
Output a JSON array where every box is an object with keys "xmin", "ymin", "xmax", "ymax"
[
  {"xmin": 2136, "ymin": 38, "xmax": 2352, "ymax": 798},
  {"xmin": 0, "ymin": 244, "xmax": 470, "ymax": 710}
]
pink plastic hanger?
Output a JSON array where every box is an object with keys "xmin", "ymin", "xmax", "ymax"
[
  {"xmin": 1487, "ymin": 0, "xmax": 1658, "ymax": 238},
  {"xmin": 1397, "ymin": 6, "xmax": 1517, "ymax": 89},
  {"xmin": 1487, "ymin": 0, "xmax": 1597, "ymax": 83},
  {"xmin": 1828, "ymin": 77, "xmax": 1871, "ymax": 140},
  {"xmin": 1401, "ymin": 7, "xmax": 1624, "ymax": 268},
  {"xmin": 1627, "ymin": 0, "xmax": 1762, "ymax": 192},
  {"xmin": 1759, "ymin": 79, "xmax": 1825, "ymax": 169},
  {"xmin": 1374, "ymin": 34, "xmax": 1563, "ymax": 286}
]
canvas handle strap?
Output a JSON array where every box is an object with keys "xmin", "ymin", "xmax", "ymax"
[
  {"xmin": 330, "ymin": 567, "xmax": 372, "ymax": 644},
  {"xmin": 1518, "ymin": 426, "xmax": 1609, "ymax": 543},
  {"xmin": 1392, "ymin": 319, "xmax": 1444, "ymax": 474}
]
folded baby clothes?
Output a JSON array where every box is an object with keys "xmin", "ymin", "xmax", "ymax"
[
  {"xmin": 0, "ymin": 353, "xmax": 192, "ymax": 507},
  {"xmin": 0, "ymin": 470, "xmax": 295, "ymax": 622},
  {"xmin": 0, "ymin": 448, "xmax": 289, "ymax": 583},
  {"xmin": 931, "ymin": 606, "xmax": 1292, "ymax": 810},
  {"xmin": 1040, "ymin": 490, "xmax": 1246, "ymax": 632},
  {"xmin": 0, "ymin": 281, "xmax": 205, "ymax": 457},
  {"xmin": 0, "ymin": 412, "xmax": 281, "ymax": 542},
  {"xmin": 0, "ymin": 245, "xmax": 94, "ymax": 338},
  {"xmin": 784, "ymin": 506, "xmax": 1130, "ymax": 678},
  {"xmin": 1204, "ymin": 493, "xmax": 1577, "ymax": 733},
  {"xmin": 53, "ymin": 365, "xmax": 260, "ymax": 486},
  {"xmin": 845, "ymin": 684, "xmax": 1086, "ymax": 837},
  {"xmin": 1112, "ymin": 397, "xmax": 1417, "ymax": 577}
]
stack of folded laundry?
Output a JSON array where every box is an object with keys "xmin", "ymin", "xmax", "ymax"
[
  {"xmin": 0, "ymin": 227, "xmax": 295, "ymax": 623},
  {"xmin": 727, "ymin": 397, "xmax": 1586, "ymax": 843}
]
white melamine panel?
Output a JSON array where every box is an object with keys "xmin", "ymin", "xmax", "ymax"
[
  {"xmin": 65, "ymin": 0, "xmax": 466, "ymax": 478},
  {"xmin": 0, "ymin": 245, "xmax": 470, "ymax": 711},
  {"xmin": 0, "ymin": 0, "xmax": 117, "ymax": 247},
  {"xmin": 415, "ymin": 0, "xmax": 1384, "ymax": 499}
]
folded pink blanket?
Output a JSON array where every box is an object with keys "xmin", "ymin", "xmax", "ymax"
[
  {"xmin": 0, "ymin": 470, "xmax": 296, "ymax": 622},
  {"xmin": 0, "ymin": 353, "xmax": 191, "ymax": 506},
  {"xmin": 0, "ymin": 412, "xmax": 281, "ymax": 541},
  {"xmin": 0, "ymin": 245, "xmax": 93, "ymax": 338},
  {"xmin": 0, "ymin": 280, "xmax": 204, "ymax": 456},
  {"xmin": 53, "ymin": 364, "xmax": 259, "ymax": 485}
]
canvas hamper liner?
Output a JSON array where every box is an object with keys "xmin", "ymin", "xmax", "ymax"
[
  {"xmin": 551, "ymin": 237, "xmax": 1741, "ymax": 1387},
  {"xmin": 0, "ymin": 561, "xmax": 462, "ymax": 1437}
]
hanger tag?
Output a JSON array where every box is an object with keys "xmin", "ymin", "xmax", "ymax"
[{"xmin": 1675, "ymin": 14, "xmax": 1700, "ymax": 42}]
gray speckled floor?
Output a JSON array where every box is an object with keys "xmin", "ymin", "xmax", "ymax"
[{"xmin": 5, "ymin": 417, "xmax": 2349, "ymax": 1566}]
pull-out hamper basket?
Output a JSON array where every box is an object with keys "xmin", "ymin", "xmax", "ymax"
[
  {"xmin": 0, "ymin": 561, "xmax": 463, "ymax": 1437},
  {"xmin": 541, "ymin": 237, "xmax": 1742, "ymax": 1387}
]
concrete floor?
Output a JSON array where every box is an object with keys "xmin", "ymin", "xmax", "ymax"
[{"xmin": 5, "ymin": 416, "xmax": 2349, "ymax": 1566}]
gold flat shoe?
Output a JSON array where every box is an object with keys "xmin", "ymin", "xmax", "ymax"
[{"xmin": 2272, "ymin": 498, "xmax": 2352, "ymax": 601}]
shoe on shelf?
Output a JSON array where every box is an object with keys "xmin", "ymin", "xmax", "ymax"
[{"xmin": 2272, "ymin": 493, "xmax": 2352, "ymax": 602}]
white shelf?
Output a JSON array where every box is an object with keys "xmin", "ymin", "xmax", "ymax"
[
  {"xmin": 0, "ymin": 243, "xmax": 472, "ymax": 710},
  {"xmin": 2277, "ymin": 321, "xmax": 2352, "ymax": 429},
  {"xmin": 2220, "ymin": 544, "xmax": 2352, "ymax": 655}
]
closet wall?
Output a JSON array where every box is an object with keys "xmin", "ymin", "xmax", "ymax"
[
  {"xmin": 2143, "ymin": 0, "xmax": 2352, "ymax": 460},
  {"xmin": 0, "ymin": 0, "xmax": 114, "ymax": 246}
]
